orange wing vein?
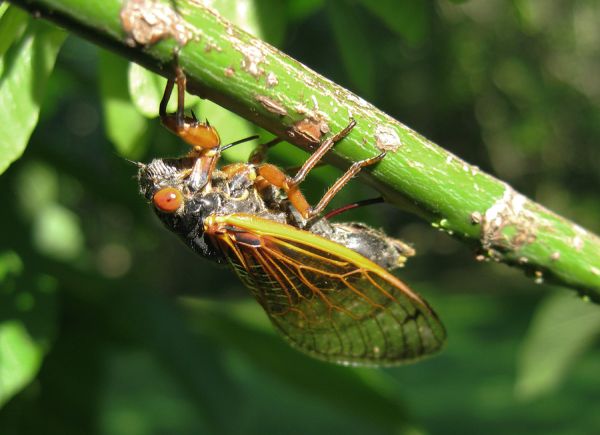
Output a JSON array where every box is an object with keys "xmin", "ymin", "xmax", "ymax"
[{"xmin": 205, "ymin": 214, "xmax": 446, "ymax": 366}]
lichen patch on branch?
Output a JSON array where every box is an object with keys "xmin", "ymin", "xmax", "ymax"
[
  {"xmin": 374, "ymin": 125, "xmax": 402, "ymax": 152},
  {"xmin": 226, "ymin": 37, "xmax": 266, "ymax": 78},
  {"xmin": 571, "ymin": 225, "xmax": 587, "ymax": 251},
  {"xmin": 266, "ymin": 72, "xmax": 279, "ymax": 88},
  {"xmin": 481, "ymin": 186, "xmax": 538, "ymax": 258},
  {"xmin": 470, "ymin": 211, "xmax": 483, "ymax": 225},
  {"xmin": 120, "ymin": 0, "xmax": 196, "ymax": 46}
]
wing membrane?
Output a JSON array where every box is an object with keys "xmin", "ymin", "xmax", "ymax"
[{"xmin": 206, "ymin": 214, "xmax": 446, "ymax": 366}]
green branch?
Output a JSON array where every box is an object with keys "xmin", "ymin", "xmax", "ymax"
[{"xmin": 8, "ymin": 0, "xmax": 600, "ymax": 300}]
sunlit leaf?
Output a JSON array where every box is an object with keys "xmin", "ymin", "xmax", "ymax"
[
  {"xmin": 0, "ymin": 321, "xmax": 42, "ymax": 407},
  {"xmin": 128, "ymin": 62, "xmax": 200, "ymax": 119},
  {"xmin": 0, "ymin": 250, "xmax": 23, "ymax": 287},
  {"xmin": 0, "ymin": 5, "xmax": 28, "ymax": 58},
  {"xmin": 0, "ymin": 251, "xmax": 58, "ymax": 408},
  {"xmin": 13, "ymin": 161, "xmax": 84, "ymax": 261},
  {"xmin": 0, "ymin": 19, "xmax": 66, "ymax": 175},
  {"xmin": 99, "ymin": 51, "xmax": 150, "ymax": 159},
  {"xmin": 15, "ymin": 161, "xmax": 58, "ymax": 219},
  {"xmin": 32, "ymin": 204, "xmax": 84, "ymax": 261},
  {"xmin": 128, "ymin": 63, "xmax": 165, "ymax": 118},
  {"xmin": 515, "ymin": 292, "xmax": 600, "ymax": 401}
]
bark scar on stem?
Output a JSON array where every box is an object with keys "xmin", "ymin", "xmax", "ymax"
[
  {"xmin": 288, "ymin": 101, "xmax": 331, "ymax": 145},
  {"xmin": 374, "ymin": 125, "xmax": 402, "ymax": 152},
  {"xmin": 481, "ymin": 186, "xmax": 538, "ymax": 259},
  {"xmin": 120, "ymin": 0, "xmax": 196, "ymax": 46},
  {"xmin": 290, "ymin": 117, "xmax": 330, "ymax": 144},
  {"xmin": 255, "ymin": 95, "xmax": 288, "ymax": 116},
  {"xmin": 266, "ymin": 72, "xmax": 279, "ymax": 88}
]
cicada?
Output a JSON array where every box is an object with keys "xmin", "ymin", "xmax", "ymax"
[{"xmin": 138, "ymin": 67, "xmax": 446, "ymax": 366}]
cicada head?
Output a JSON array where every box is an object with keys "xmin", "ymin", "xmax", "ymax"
[{"xmin": 137, "ymin": 157, "xmax": 224, "ymax": 261}]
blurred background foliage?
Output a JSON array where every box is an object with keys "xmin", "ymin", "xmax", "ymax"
[{"xmin": 1, "ymin": 0, "xmax": 600, "ymax": 433}]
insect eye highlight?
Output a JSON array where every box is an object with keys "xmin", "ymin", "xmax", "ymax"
[{"xmin": 153, "ymin": 187, "xmax": 183, "ymax": 213}]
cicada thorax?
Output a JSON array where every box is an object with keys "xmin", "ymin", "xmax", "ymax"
[{"xmin": 138, "ymin": 155, "xmax": 288, "ymax": 260}]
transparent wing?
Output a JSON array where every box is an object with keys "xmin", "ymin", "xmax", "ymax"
[{"xmin": 207, "ymin": 215, "xmax": 446, "ymax": 366}]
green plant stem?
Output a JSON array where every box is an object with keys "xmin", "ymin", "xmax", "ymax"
[{"xmin": 8, "ymin": 0, "xmax": 600, "ymax": 300}]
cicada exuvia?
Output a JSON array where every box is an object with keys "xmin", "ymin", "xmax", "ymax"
[{"xmin": 137, "ymin": 67, "xmax": 446, "ymax": 366}]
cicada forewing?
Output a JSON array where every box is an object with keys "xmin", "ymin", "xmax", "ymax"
[{"xmin": 204, "ymin": 214, "xmax": 446, "ymax": 366}]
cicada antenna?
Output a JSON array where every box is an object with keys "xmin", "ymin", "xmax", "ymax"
[{"xmin": 219, "ymin": 135, "xmax": 260, "ymax": 152}]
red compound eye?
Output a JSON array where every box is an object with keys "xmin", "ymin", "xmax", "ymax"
[{"xmin": 153, "ymin": 187, "xmax": 183, "ymax": 213}]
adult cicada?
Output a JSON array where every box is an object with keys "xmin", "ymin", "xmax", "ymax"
[{"xmin": 138, "ymin": 67, "xmax": 446, "ymax": 366}]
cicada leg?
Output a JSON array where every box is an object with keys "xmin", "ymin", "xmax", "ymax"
[
  {"xmin": 249, "ymin": 138, "xmax": 326, "ymax": 173},
  {"xmin": 159, "ymin": 65, "xmax": 221, "ymax": 191},
  {"xmin": 160, "ymin": 65, "xmax": 221, "ymax": 155},
  {"xmin": 256, "ymin": 119, "xmax": 386, "ymax": 219},
  {"xmin": 159, "ymin": 66, "xmax": 184, "ymax": 129}
]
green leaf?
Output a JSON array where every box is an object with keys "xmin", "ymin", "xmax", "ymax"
[
  {"xmin": 14, "ymin": 160, "xmax": 58, "ymax": 218},
  {"xmin": 0, "ymin": 251, "xmax": 23, "ymax": 288},
  {"xmin": 0, "ymin": 5, "xmax": 28, "ymax": 58},
  {"xmin": 0, "ymin": 251, "xmax": 58, "ymax": 408},
  {"xmin": 356, "ymin": 0, "xmax": 428, "ymax": 45},
  {"xmin": 128, "ymin": 62, "xmax": 166, "ymax": 118},
  {"xmin": 515, "ymin": 292, "xmax": 600, "ymax": 401},
  {"xmin": 32, "ymin": 204, "xmax": 84, "ymax": 261},
  {"xmin": 0, "ymin": 19, "xmax": 66, "ymax": 175},
  {"xmin": 99, "ymin": 50, "xmax": 150, "ymax": 159},
  {"xmin": 327, "ymin": 0, "xmax": 376, "ymax": 98},
  {"xmin": 0, "ymin": 321, "xmax": 42, "ymax": 408},
  {"xmin": 128, "ymin": 62, "xmax": 199, "ymax": 119}
]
